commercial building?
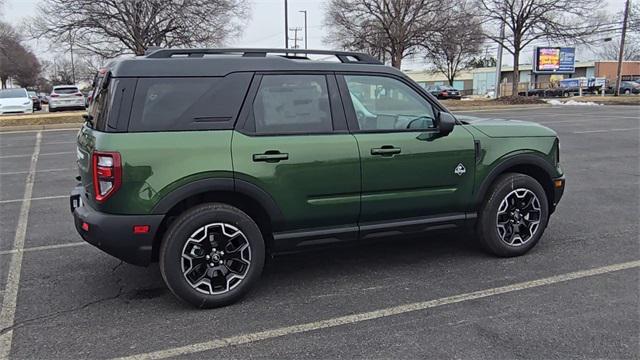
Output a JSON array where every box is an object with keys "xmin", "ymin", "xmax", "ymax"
[{"xmin": 405, "ymin": 61, "xmax": 640, "ymax": 96}]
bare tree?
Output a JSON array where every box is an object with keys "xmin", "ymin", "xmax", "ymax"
[
  {"xmin": 479, "ymin": 0, "xmax": 605, "ymax": 96},
  {"xmin": 27, "ymin": 0, "xmax": 250, "ymax": 57},
  {"xmin": 630, "ymin": 1, "xmax": 640, "ymax": 32},
  {"xmin": 595, "ymin": 35, "xmax": 640, "ymax": 61},
  {"xmin": 0, "ymin": 22, "xmax": 42, "ymax": 88},
  {"xmin": 324, "ymin": 0, "xmax": 447, "ymax": 69},
  {"xmin": 421, "ymin": 4, "xmax": 483, "ymax": 85}
]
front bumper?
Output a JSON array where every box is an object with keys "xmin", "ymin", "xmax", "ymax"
[
  {"xmin": 0, "ymin": 106, "xmax": 33, "ymax": 114},
  {"xmin": 550, "ymin": 175, "xmax": 565, "ymax": 213},
  {"xmin": 70, "ymin": 186, "xmax": 163, "ymax": 266}
]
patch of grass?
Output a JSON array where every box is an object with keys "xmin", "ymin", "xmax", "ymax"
[
  {"xmin": 0, "ymin": 111, "xmax": 84, "ymax": 127},
  {"xmin": 568, "ymin": 96, "xmax": 640, "ymax": 105}
]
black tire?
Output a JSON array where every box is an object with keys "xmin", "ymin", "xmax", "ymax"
[
  {"xmin": 159, "ymin": 203, "xmax": 265, "ymax": 308},
  {"xmin": 48, "ymin": 107, "xmax": 55, "ymax": 112},
  {"xmin": 476, "ymin": 173, "xmax": 549, "ymax": 257}
]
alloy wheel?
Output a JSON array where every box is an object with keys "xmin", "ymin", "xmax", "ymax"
[
  {"xmin": 181, "ymin": 223, "xmax": 251, "ymax": 295},
  {"xmin": 496, "ymin": 188, "xmax": 542, "ymax": 246}
]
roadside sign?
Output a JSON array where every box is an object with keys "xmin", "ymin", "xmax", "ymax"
[{"xmin": 533, "ymin": 47, "xmax": 576, "ymax": 74}]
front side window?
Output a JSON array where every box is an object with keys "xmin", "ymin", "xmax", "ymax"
[
  {"xmin": 251, "ymin": 74, "xmax": 333, "ymax": 134},
  {"xmin": 344, "ymin": 75, "xmax": 435, "ymax": 131}
]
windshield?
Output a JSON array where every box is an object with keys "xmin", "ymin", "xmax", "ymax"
[
  {"xmin": 0, "ymin": 89, "xmax": 28, "ymax": 99},
  {"xmin": 54, "ymin": 87, "xmax": 79, "ymax": 94},
  {"xmin": 28, "ymin": 91, "xmax": 36, "ymax": 97}
]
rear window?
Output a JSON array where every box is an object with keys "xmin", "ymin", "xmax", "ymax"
[
  {"xmin": 128, "ymin": 72, "xmax": 252, "ymax": 132},
  {"xmin": 0, "ymin": 89, "xmax": 27, "ymax": 98},
  {"xmin": 54, "ymin": 87, "xmax": 79, "ymax": 94}
]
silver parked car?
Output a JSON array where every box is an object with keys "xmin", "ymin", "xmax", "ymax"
[
  {"xmin": 0, "ymin": 88, "xmax": 34, "ymax": 115},
  {"xmin": 48, "ymin": 85, "xmax": 86, "ymax": 112}
]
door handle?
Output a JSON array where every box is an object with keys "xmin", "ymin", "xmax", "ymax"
[
  {"xmin": 253, "ymin": 151, "xmax": 289, "ymax": 162},
  {"xmin": 371, "ymin": 146, "xmax": 401, "ymax": 156}
]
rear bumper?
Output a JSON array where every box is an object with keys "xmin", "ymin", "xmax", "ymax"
[
  {"xmin": 70, "ymin": 186, "xmax": 163, "ymax": 266},
  {"xmin": 50, "ymin": 100, "xmax": 85, "ymax": 109}
]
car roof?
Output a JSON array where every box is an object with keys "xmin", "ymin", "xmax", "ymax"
[{"xmin": 107, "ymin": 48, "xmax": 405, "ymax": 78}]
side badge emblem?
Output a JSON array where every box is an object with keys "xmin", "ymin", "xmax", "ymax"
[{"xmin": 454, "ymin": 163, "xmax": 466, "ymax": 176}]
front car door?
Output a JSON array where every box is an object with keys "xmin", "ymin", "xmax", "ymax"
[
  {"xmin": 337, "ymin": 73, "xmax": 476, "ymax": 228},
  {"xmin": 232, "ymin": 73, "xmax": 361, "ymax": 248}
]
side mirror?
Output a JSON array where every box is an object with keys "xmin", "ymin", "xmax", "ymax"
[{"xmin": 437, "ymin": 112, "xmax": 456, "ymax": 135}]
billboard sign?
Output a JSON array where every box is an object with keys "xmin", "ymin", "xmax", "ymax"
[{"xmin": 533, "ymin": 47, "xmax": 575, "ymax": 74}]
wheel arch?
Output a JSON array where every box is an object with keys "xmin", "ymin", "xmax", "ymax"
[
  {"xmin": 150, "ymin": 178, "xmax": 283, "ymax": 261},
  {"xmin": 475, "ymin": 153, "xmax": 557, "ymax": 214}
]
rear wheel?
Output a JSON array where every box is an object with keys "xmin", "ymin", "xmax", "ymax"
[
  {"xmin": 160, "ymin": 203, "xmax": 265, "ymax": 308},
  {"xmin": 476, "ymin": 173, "xmax": 549, "ymax": 257}
]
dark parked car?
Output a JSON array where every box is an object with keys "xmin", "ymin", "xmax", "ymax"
[
  {"xmin": 27, "ymin": 90, "xmax": 42, "ymax": 111},
  {"xmin": 427, "ymin": 85, "xmax": 462, "ymax": 99},
  {"xmin": 618, "ymin": 81, "xmax": 640, "ymax": 95},
  {"xmin": 71, "ymin": 48, "xmax": 564, "ymax": 308}
]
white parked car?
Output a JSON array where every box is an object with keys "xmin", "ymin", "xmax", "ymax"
[
  {"xmin": 49, "ymin": 85, "xmax": 86, "ymax": 112},
  {"xmin": 0, "ymin": 88, "xmax": 34, "ymax": 115}
]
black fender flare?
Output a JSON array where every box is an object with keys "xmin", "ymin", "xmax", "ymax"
[
  {"xmin": 474, "ymin": 153, "xmax": 557, "ymax": 207},
  {"xmin": 151, "ymin": 178, "xmax": 284, "ymax": 226}
]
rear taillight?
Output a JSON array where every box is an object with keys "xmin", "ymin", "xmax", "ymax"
[
  {"xmin": 75, "ymin": 92, "xmax": 83, "ymax": 97},
  {"xmin": 92, "ymin": 151, "xmax": 122, "ymax": 202},
  {"xmin": 50, "ymin": 93, "xmax": 59, "ymax": 97},
  {"xmin": 441, "ymin": 91, "xmax": 448, "ymax": 95}
]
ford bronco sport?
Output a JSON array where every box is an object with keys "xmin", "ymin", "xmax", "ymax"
[{"xmin": 71, "ymin": 48, "xmax": 565, "ymax": 308}]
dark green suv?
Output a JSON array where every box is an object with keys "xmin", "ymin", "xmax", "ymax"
[{"xmin": 70, "ymin": 48, "xmax": 565, "ymax": 308}]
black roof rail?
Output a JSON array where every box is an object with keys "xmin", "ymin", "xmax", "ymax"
[{"xmin": 145, "ymin": 48, "xmax": 383, "ymax": 65}]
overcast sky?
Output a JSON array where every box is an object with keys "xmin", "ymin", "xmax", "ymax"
[{"xmin": 0, "ymin": 0, "xmax": 630, "ymax": 70}]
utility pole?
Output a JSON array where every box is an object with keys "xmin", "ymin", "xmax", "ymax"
[
  {"xmin": 289, "ymin": 27, "xmax": 302, "ymax": 49},
  {"xmin": 299, "ymin": 10, "xmax": 308, "ymax": 49},
  {"xmin": 69, "ymin": 31, "xmax": 76, "ymax": 84},
  {"xmin": 494, "ymin": 17, "xmax": 505, "ymax": 98},
  {"xmin": 284, "ymin": 0, "xmax": 289, "ymax": 49},
  {"xmin": 615, "ymin": 0, "xmax": 630, "ymax": 96}
]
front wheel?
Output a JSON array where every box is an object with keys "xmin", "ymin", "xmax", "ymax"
[
  {"xmin": 160, "ymin": 203, "xmax": 265, "ymax": 308},
  {"xmin": 476, "ymin": 173, "xmax": 549, "ymax": 257}
]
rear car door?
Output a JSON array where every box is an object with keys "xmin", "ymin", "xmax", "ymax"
[
  {"xmin": 337, "ymin": 74, "xmax": 476, "ymax": 225},
  {"xmin": 232, "ymin": 73, "xmax": 361, "ymax": 244}
]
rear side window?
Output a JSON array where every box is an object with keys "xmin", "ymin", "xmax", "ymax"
[
  {"xmin": 249, "ymin": 74, "xmax": 333, "ymax": 134},
  {"xmin": 128, "ymin": 73, "xmax": 252, "ymax": 132},
  {"xmin": 89, "ymin": 84, "xmax": 111, "ymax": 130}
]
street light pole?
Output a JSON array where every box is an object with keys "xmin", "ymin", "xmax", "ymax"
[
  {"xmin": 284, "ymin": 0, "xmax": 289, "ymax": 49},
  {"xmin": 615, "ymin": 0, "xmax": 630, "ymax": 96},
  {"xmin": 299, "ymin": 10, "xmax": 308, "ymax": 50}
]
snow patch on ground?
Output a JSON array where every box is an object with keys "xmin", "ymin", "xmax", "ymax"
[{"xmin": 545, "ymin": 99, "xmax": 603, "ymax": 106}]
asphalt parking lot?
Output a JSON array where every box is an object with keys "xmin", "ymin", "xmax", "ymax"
[{"xmin": 0, "ymin": 105, "xmax": 638, "ymax": 359}]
